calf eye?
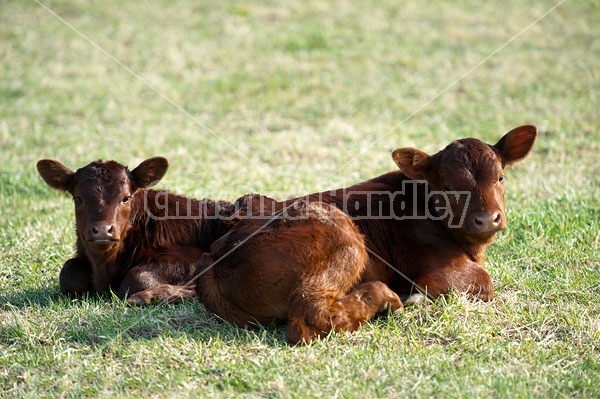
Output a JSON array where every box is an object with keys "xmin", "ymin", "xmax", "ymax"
[
  {"xmin": 73, "ymin": 196, "xmax": 83, "ymax": 205},
  {"xmin": 499, "ymin": 175, "xmax": 505, "ymax": 183},
  {"xmin": 122, "ymin": 195, "xmax": 131, "ymax": 204}
]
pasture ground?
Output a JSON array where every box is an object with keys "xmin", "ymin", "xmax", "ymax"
[{"xmin": 1, "ymin": 1, "xmax": 599, "ymax": 398}]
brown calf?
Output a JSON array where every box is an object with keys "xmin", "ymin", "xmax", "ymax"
[
  {"xmin": 193, "ymin": 125, "xmax": 535, "ymax": 343},
  {"xmin": 196, "ymin": 197, "xmax": 402, "ymax": 344},
  {"xmin": 37, "ymin": 157, "xmax": 231, "ymax": 302},
  {"xmin": 292, "ymin": 125, "xmax": 537, "ymax": 302}
]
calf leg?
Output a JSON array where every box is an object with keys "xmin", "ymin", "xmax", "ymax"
[
  {"xmin": 286, "ymin": 281, "xmax": 403, "ymax": 344},
  {"xmin": 59, "ymin": 258, "xmax": 93, "ymax": 296},
  {"xmin": 118, "ymin": 253, "xmax": 206, "ymax": 305},
  {"xmin": 413, "ymin": 261, "xmax": 494, "ymax": 302},
  {"xmin": 116, "ymin": 245, "xmax": 206, "ymax": 304}
]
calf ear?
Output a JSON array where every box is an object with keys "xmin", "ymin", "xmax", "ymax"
[
  {"xmin": 36, "ymin": 159, "xmax": 74, "ymax": 192},
  {"xmin": 130, "ymin": 157, "xmax": 169, "ymax": 189},
  {"xmin": 392, "ymin": 148, "xmax": 431, "ymax": 180},
  {"xmin": 493, "ymin": 125, "xmax": 537, "ymax": 166}
]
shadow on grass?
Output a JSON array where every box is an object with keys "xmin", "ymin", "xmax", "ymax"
[
  {"xmin": 0, "ymin": 287, "xmax": 116, "ymax": 309},
  {"xmin": 0, "ymin": 287, "xmax": 62, "ymax": 309},
  {"xmin": 1, "ymin": 288, "xmax": 409, "ymax": 348},
  {"xmin": 2, "ymin": 289, "xmax": 289, "ymax": 347},
  {"xmin": 63, "ymin": 300, "xmax": 291, "ymax": 347}
]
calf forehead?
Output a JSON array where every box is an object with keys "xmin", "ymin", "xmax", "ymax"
[
  {"xmin": 74, "ymin": 160, "xmax": 130, "ymax": 200},
  {"xmin": 439, "ymin": 139, "xmax": 502, "ymax": 184}
]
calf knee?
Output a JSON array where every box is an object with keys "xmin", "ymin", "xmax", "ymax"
[
  {"xmin": 59, "ymin": 258, "xmax": 93, "ymax": 295},
  {"xmin": 468, "ymin": 269, "xmax": 494, "ymax": 301}
]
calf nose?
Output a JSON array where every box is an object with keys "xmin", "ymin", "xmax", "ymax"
[
  {"xmin": 89, "ymin": 224, "xmax": 116, "ymax": 241},
  {"xmin": 473, "ymin": 212, "xmax": 502, "ymax": 232}
]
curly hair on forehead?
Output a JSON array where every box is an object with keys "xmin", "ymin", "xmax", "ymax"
[
  {"xmin": 75, "ymin": 160, "xmax": 118, "ymax": 179},
  {"xmin": 73, "ymin": 160, "xmax": 131, "ymax": 200}
]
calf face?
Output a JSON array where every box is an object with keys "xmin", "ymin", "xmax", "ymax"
[
  {"xmin": 392, "ymin": 125, "xmax": 537, "ymax": 244},
  {"xmin": 36, "ymin": 157, "xmax": 169, "ymax": 254}
]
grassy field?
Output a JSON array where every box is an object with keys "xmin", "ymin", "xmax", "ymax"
[{"xmin": 1, "ymin": 0, "xmax": 599, "ymax": 397}]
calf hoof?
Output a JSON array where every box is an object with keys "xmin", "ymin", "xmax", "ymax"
[
  {"xmin": 124, "ymin": 284, "xmax": 196, "ymax": 306},
  {"xmin": 470, "ymin": 288, "xmax": 494, "ymax": 302},
  {"xmin": 385, "ymin": 295, "xmax": 404, "ymax": 314},
  {"xmin": 126, "ymin": 293, "xmax": 150, "ymax": 306},
  {"xmin": 360, "ymin": 281, "xmax": 404, "ymax": 313},
  {"xmin": 403, "ymin": 293, "xmax": 432, "ymax": 306},
  {"xmin": 125, "ymin": 288, "xmax": 165, "ymax": 306},
  {"xmin": 467, "ymin": 274, "xmax": 494, "ymax": 301}
]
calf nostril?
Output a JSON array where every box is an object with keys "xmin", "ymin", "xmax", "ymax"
[
  {"xmin": 91, "ymin": 226, "xmax": 100, "ymax": 235},
  {"xmin": 493, "ymin": 213, "xmax": 502, "ymax": 225},
  {"xmin": 106, "ymin": 225, "xmax": 115, "ymax": 235},
  {"xmin": 472, "ymin": 213, "xmax": 502, "ymax": 231}
]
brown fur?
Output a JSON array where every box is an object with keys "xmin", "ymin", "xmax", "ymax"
[
  {"xmin": 37, "ymin": 157, "xmax": 232, "ymax": 303},
  {"xmin": 196, "ymin": 199, "xmax": 402, "ymax": 344}
]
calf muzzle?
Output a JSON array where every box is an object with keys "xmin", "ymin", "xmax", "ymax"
[
  {"xmin": 88, "ymin": 224, "xmax": 117, "ymax": 242},
  {"xmin": 469, "ymin": 211, "xmax": 504, "ymax": 234}
]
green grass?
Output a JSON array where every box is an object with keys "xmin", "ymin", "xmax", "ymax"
[{"xmin": 1, "ymin": 0, "xmax": 599, "ymax": 397}]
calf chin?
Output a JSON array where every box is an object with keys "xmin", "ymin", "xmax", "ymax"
[{"xmin": 85, "ymin": 240, "xmax": 120, "ymax": 254}]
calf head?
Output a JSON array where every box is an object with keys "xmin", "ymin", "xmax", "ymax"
[
  {"xmin": 392, "ymin": 125, "xmax": 537, "ymax": 245},
  {"xmin": 37, "ymin": 157, "xmax": 168, "ymax": 254}
]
